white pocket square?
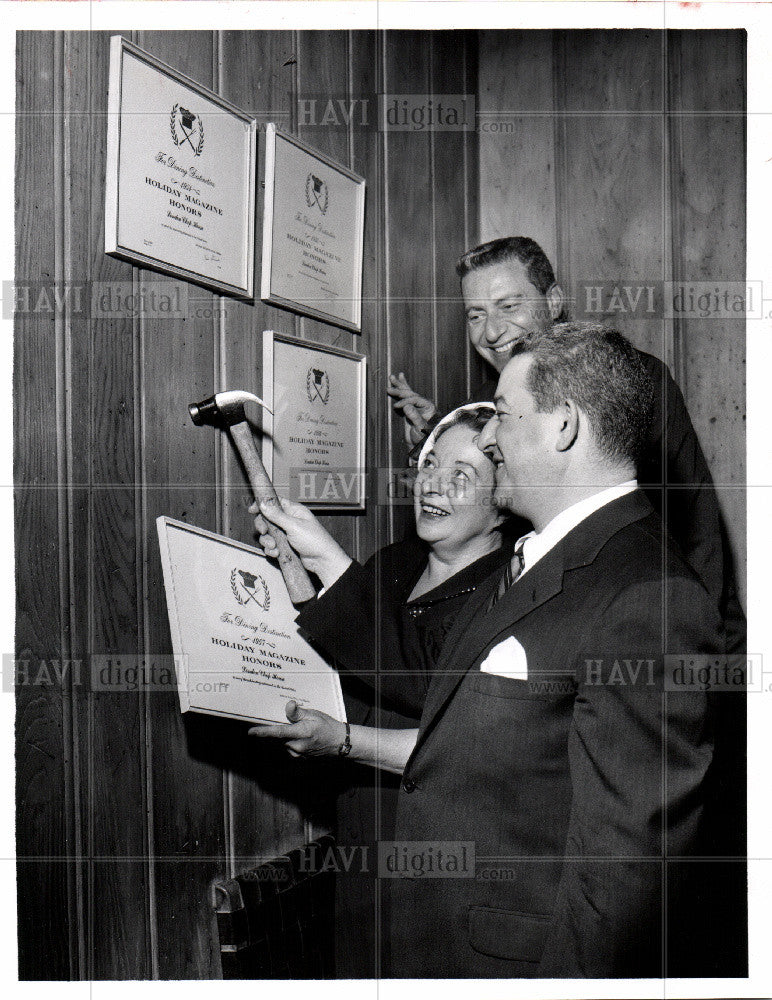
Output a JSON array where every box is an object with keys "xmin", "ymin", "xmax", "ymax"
[{"xmin": 480, "ymin": 635, "xmax": 529, "ymax": 680}]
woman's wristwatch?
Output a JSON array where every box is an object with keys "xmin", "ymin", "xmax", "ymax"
[{"xmin": 338, "ymin": 721, "xmax": 352, "ymax": 756}]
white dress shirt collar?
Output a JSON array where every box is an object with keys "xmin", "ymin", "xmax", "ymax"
[{"xmin": 517, "ymin": 480, "xmax": 638, "ymax": 578}]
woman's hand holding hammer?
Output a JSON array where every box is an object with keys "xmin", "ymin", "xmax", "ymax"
[{"xmin": 251, "ymin": 497, "xmax": 353, "ymax": 591}]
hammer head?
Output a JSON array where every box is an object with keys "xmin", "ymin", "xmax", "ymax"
[{"xmin": 188, "ymin": 389, "xmax": 271, "ymax": 427}]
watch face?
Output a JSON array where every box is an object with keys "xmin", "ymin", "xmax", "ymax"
[{"xmin": 338, "ymin": 725, "xmax": 352, "ymax": 756}]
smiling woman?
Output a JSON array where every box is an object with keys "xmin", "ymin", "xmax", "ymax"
[
  {"xmin": 411, "ymin": 404, "xmax": 505, "ymax": 598},
  {"xmin": 252, "ymin": 401, "xmax": 511, "ymax": 713}
]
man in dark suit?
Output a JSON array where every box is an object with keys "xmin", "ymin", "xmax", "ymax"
[
  {"xmin": 390, "ymin": 243, "xmax": 747, "ymax": 942},
  {"xmin": 388, "ymin": 323, "xmax": 727, "ymax": 977},
  {"xmin": 256, "ymin": 321, "xmax": 739, "ymax": 977}
]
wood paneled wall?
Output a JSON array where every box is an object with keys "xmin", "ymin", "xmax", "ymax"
[
  {"xmin": 15, "ymin": 29, "xmax": 477, "ymax": 980},
  {"xmin": 478, "ymin": 29, "xmax": 746, "ymax": 605},
  {"xmin": 15, "ymin": 27, "xmax": 745, "ymax": 982}
]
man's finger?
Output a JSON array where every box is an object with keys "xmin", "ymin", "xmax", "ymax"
[
  {"xmin": 402, "ymin": 403, "xmax": 428, "ymax": 429},
  {"xmin": 391, "ymin": 395, "xmax": 421, "ymax": 411}
]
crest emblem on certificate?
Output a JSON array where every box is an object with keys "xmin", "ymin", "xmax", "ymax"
[
  {"xmin": 230, "ymin": 568, "xmax": 270, "ymax": 611},
  {"xmin": 305, "ymin": 173, "xmax": 329, "ymax": 214},
  {"xmin": 170, "ymin": 103, "xmax": 205, "ymax": 157},
  {"xmin": 306, "ymin": 367, "xmax": 330, "ymax": 405}
]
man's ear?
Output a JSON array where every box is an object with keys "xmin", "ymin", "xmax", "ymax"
[
  {"xmin": 555, "ymin": 399, "xmax": 579, "ymax": 452},
  {"xmin": 546, "ymin": 283, "xmax": 565, "ymax": 321}
]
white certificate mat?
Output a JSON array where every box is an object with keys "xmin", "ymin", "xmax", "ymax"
[
  {"xmin": 106, "ymin": 36, "xmax": 256, "ymax": 298},
  {"xmin": 261, "ymin": 124, "xmax": 365, "ymax": 331},
  {"xmin": 262, "ymin": 331, "xmax": 366, "ymax": 511},
  {"xmin": 156, "ymin": 517, "xmax": 346, "ymax": 724}
]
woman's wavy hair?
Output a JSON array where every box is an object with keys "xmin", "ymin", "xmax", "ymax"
[{"xmin": 417, "ymin": 402, "xmax": 496, "ymax": 469}]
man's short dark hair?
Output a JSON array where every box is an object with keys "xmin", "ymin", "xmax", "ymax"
[
  {"xmin": 456, "ymin": 237, "xmax": 568, "ymax": 321},
  {"xmin": 515, "ymin": 322, "xmax": 654, "ymax": 466}
]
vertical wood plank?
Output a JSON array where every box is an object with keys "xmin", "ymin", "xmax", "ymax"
[
  {"xmin": 136, "ymin": 30, "xmax": 225, "ymax": 980},
  {"xmin": 63, "ymin": 29, "xmax": 120, "ymax": 981},
  {"xmin": 462, "ymin": 35, "xmax": 480, "ymax": 399},
  {"xmin": 14, "ymin": 30, "xmax": 71, "ymax": 981},
  {"xmin": 474, "ymin": 28, "xmax": 744, "ymax": 609},
  {"xmin": 477, "ymin": 31, "xmax": 557, "ymax": 258},
  {"xmin": 431, "ymin": 30, "xmax": 476, "ymax": 417},
  {"xmin": 562, "ymin": 30, "xmax": 664, "ymax": 110},
  {"xmin": 383, "ymin": 31, "xmax": 434, "ymax": 542},
  {"xmin": 349, "ymin": 31, "xmax": 383, "ymax": 567},
  {"xmin": 79, "ymin": 27, "xmax": 153, "ymax": 980},
  {"xmin": 559, "ymin": 30, "xmax": 667, "ymax": 361},
  {"xmin": 669, "ymin": 30, "xmax": 746, "ymax": 605}
]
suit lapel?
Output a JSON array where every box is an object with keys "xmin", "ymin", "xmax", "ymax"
[
  {"xmin": 418, "ymin": 546, "xmax": 566, "ymax": 733},
  {"xmin": 412, "ymin": 490, "xmax": 654, "ymax": 754}
]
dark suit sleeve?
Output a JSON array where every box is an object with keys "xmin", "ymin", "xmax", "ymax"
[
  {"xmin": 640, "ymin": 354, "xmax": 745, "ymax": 651},
  {"xmin": 536, "ymin": 575, "xmax": 719, "ymax": 978},
  {"xmin": 296, "ymin": 557, "xmax": 429, "ymax": 718}
]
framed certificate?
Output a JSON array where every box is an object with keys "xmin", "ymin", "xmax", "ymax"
[
  {"xmin": 261, "ymin": 124, "xmax": 366, "ymax": 332},
  {"xmin": 262, "ymin": 331, "xmax": 367, "ymax": 512},
  {"xmin": 105, "ymin": 35, "xmax": 257, "ymax": 299},
  {"xmin": 156, "ymin": 517, "xmax": 346, "ymax": 724}
]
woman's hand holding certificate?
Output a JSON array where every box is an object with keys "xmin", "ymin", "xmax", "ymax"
[
  {"xmin": 248, "ymin": 700, "xmax": 348, "ymax": 757},
  {"xmin": 250, "ymin": 699, "xmax": 418, "ymax": 774}
]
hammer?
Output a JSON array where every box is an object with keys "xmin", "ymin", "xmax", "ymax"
[{"xmin": 189, "ymin": 389, "xmax": 316, "ymax": 604}]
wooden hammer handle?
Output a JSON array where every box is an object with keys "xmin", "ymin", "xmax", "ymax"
[{"xmin": 230, "ymin": 421, "xmax": 316, "ymax": 604}]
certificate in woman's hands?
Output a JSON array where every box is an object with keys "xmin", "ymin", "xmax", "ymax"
[{"xmin": 156, "ymin": 517, "xmax": 346, "ymax": 724}]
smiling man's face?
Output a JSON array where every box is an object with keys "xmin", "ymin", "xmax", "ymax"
[
  {"xmin": 461, "ymin": 259, "xmax": 557, "ymax": 373},
  {"xmin": 477, "ymin": 354, "xmax": 560, "ymax": 521}
]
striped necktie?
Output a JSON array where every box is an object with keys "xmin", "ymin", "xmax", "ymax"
[{"xmin": 487, "ymin": 536, "xmax": 527, "ymax": 612}]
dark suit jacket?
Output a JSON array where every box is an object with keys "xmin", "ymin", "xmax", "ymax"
[
  {"xmin": 298, "ymin": 538, "xmax": 512, "ymax": 978},
  {"xmin": 388, "ymin": 491, "xmax": 725, "ymax": 978}
]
